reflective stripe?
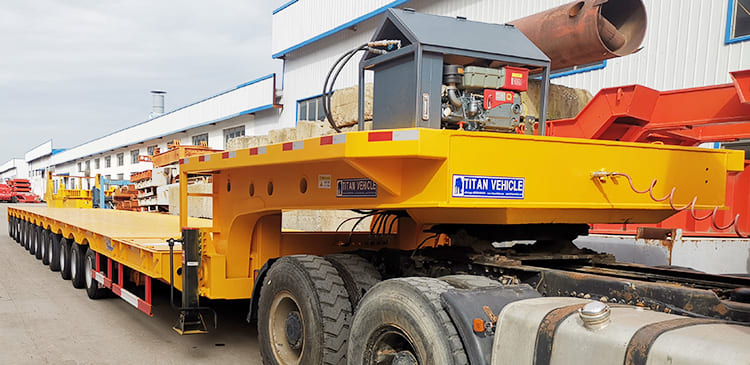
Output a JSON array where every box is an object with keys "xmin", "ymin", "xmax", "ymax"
[
  {"xmin": 94, "ymin": 271, "xmax": 105, "ymax": 284},
  {"xmin": 393, "ymin": 130, "xmax": 419, "ymax": 141},
  {"xmin": 222, "ymin": 151, "xmax": 237, "ymax": 159},
  {"xmin": 320, "ymin": 134, "xmax": 347, "ymax": 145},
  {"xmin": 282, "ymin": 141, "xmax": 304, "ymax": 151},
  {"xmin": 249, "ymin": 146, "xmax": 267, "ymax": 156}
]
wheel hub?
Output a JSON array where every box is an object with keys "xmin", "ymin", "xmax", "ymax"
[{"xmin": 285, "ymin": 311, "xmax": 303, "ymax": 350}]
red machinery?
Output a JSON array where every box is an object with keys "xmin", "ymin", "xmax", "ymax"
[
  {"xmin": 547, "ymin": 70, "xmax": 750, "ymax": 237},
  {"xmin": 0, "ymin": 179, "xmax": 41, "ymax": 203}
]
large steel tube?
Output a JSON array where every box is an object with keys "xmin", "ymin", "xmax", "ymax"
[{"xmin": 510, "ymin": 0, "xmax": 646, "ymax": 71}]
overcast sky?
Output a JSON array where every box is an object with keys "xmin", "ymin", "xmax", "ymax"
[{"xmin": 0, "ymin": 1, "xmax": 281, "ymax": 161}]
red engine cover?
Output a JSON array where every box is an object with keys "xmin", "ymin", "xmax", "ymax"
[{"xmin": 502, "ymin": 66, "xmax": 528, "ymax": 92}]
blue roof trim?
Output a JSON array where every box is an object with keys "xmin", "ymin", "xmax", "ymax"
[
  {"xmin": 272, "ymin": 0, "xmax": 412, "ymax": 59},
  {"xmin": 726, "ymin": 0, "xmax": 750, "ymax": 44},
  {"xmin": 67, "ymin": 104, "xmax": 275, "ymax": 161},
  {"xmin": 58, "ymin": 74, "xmax": 275, "ymax": 155},
  {"xmin": 236, "ymin": 74, "xmax": 274, "ymax": 89},
  {"xmin": 273, "ymin": 0, "xmax": 298, "ymax": 15},
  {"xmin": 52, "ymin": 149, "xmax": 66, "ymax": 155},
  {"xmin": 550, "ymin": 60, "xmax": 606, "ymax": 79}
]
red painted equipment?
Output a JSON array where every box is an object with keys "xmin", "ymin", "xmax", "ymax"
[
  {"xmin": 548, "ymin": 70, "xmax": 750, "ymax": 236},
  {"xmin": 0, "ymin": 179, "xmax": 41, "ymax": 203}
]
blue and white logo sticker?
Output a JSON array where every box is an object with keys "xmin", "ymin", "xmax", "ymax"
[
  {"xmin": 337, "ymin": 178, "xmax": 377, "ymax": 198},
  {"xmin": 452, "ymin": 174, "xmax": 525, "ymax": 199}
]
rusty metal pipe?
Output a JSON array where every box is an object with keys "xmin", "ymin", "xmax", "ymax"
[{"xmin": 510, "ymin": 0, "xmax": 647, "ymax": 71}]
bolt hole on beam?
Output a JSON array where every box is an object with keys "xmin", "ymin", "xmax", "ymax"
[
  {"xmin": 268, "ymin": 181, "xmax": 274, "ymax": 196},
  {"xmin": 249, "ymin": 182, "xmax": 255, "ymax": 197},
  {"xmin": 299, "ymin": 178, "xmax": 308, "ymax": 194}
]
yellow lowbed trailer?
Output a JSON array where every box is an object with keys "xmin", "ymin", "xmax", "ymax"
[{"xmin": 8, "ymin": 128, "xmax": 750, "ymax": 364}]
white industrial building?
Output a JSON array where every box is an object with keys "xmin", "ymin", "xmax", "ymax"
[{"xmin": 2, "ymin": 0, "xmax": 748, "ymax": 199}]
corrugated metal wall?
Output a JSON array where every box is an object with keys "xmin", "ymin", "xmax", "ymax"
[{"xmin": 276, "ymin": 0, "xmax": 748, "ymax": 126}]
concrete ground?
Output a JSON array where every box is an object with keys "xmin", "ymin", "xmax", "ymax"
[{"xmin": 0, "ymin": 204, "xmax": 262, "ymax": 364}]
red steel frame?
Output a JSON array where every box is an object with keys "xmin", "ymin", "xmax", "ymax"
[{"xmin": 548, "ymin": 70, "xmax": 750, "ymax": 237}]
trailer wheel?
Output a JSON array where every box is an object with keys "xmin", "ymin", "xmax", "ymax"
[
  {"xmin": 347, "ymin": 277, "xmax": 468, "ymax": 365},
  {"xmin": 34, "ymin": 227, "xmax": 44, "ymax": 260},
  {"xmin": 84, "ymin": 248, "xmax": 108, "ymax": 299},
  {"xmin": 41, "ymin": 230, "xmax": 51, "ymax": 265},
  {"xmin": 70, "ymin": 244, "xmax": 86, "ymax": 289},
  {"xmin": 258, "ymin": 255, "xmax": 352, "ymax": 365},
  {"xmin": 49, "ymin": 234, "xmax": 61, "ymax": 271},
  {"xmin": 23, "ymin": 222, "xmax": 31, "ymax": 250},
  {"xmin": 59, "ymin": 238, "xmax": 72, "ymax": 280},
  {"xmin": 324, "ymin": 253, "xmax": 382, "ymax": 310},
  {"xmin": 8, "ymin": 218, "xmax": 13, "ymax": 240}
]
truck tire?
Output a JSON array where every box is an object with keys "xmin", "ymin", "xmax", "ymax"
[
  {"xmin": 8, "ymin": 218, "xmax": 13, "ymax": 240},
  {"xmin": 23, "ymin": 222, "xmax": 31, "ymax": 250},
  {"xmin": 258, "ymin": 255, "xmax": 352, "ymax": 365},
  {"xmin": 324, "ymin": 253, "xmax": 382, "ymax": 310},
  {"xmin": 49, "ymin": 234, "xmax": 61, "ymax": 272},
  {"xmin": 41, "ymin": 230, "xmax": 51, "ymax": 265},
  {"xmin": 28, "ymin": 224, "xmax": 36, "ymax": 254},
  {"xmin": 34, "ymin": 227, "xmax": 44, "ymax": 260},
  {"xmin": 70, "ymin": 244, "xmax": 86, "ymax": 289},
  {"xmin": 60, "ymin": 238, "xmax": 72, "ymax": 280},
  {"xmin": 84, "ymin": 248, "xmax": 108, "ymax": 299},
  {"xmin": 347, "ymin": 277, "xmax": 468, "ymax": 365}
]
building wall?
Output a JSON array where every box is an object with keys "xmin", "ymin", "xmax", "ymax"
[{"xmin": 274, "ymin": 0, "xmax": 749, "ymax": 128}]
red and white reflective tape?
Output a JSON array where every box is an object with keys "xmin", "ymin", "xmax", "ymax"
[
  {"xmin": 367, "ymin": 130, "xmax": 419, "ymax": 142},
  {"xmin": 93, "ymin": 270, "xmax": 152, "ymax": 316},
  {"xmin": 249, "ymin": 146, "xmax": 267, "ymax": 156},
  {"xmin": 180, "ymin": 158, "xmax": 187, "ymax": 164},
  {"xmin": 320, "ymin": 134, "xmax": 347, "ymax": 145},
  {"xmin": 111, "ymin": 283, "xmax": 152, "ymax": 316},
  {"xmin": 282, "ymin": 141, "xmax": 304, "ymax": 151},
  {"xmin": 222, "ymin": 151, "xmax": 237, "ymax": 159},
  {"xmin": 198, "ymin": 155, "xmax": 211, "ymax": 162}
]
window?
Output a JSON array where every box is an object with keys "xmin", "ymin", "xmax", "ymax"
[
  {"xmin": 105, "ymin": 156, "xmax": 111, "ymax": 168},
  {"xmin": 192, "ymin": 133, "xmax": 209, "ymax": 146},
  {"xmin": 727, "ymin": 0, "xmax": 750, "ymax": 43},
  {"xmin": 77, "ymin": 162, "xmax": 82, "ymax": 172},
  {"xmin": 116, "ymin": 173, "xmax": 124, "ymax": 181},
  {"xmin": 104, "ymin": 174, "xmax": 111, "ymax": 180},
  {"xmin": 94, "ymin": 158, "xmax": 100, "ymax": 169},
  {"xmin": 116, "ymin": 153, "xmax": 124, "ymax": 166},
  {"xmin": 147, "ymin": 145, "xmax": 157, "ymax": 156},
  {"xmin": 297, "ymin": 95, "xmax": 326, "ymax": 121},
  {"xmin": 223, "ymin": 126, "xmax": 245, "ymax": 148},
  {"xmin": 131, "ymin": 149, "xmax": 139, "ymax": 164},
  {"xmin": 550, "ymin": 61, "xmax": 606, "ymax": 79},
  {"xmin": 84, "ymin": 160, "xmax": 90, "ymax": 173}
]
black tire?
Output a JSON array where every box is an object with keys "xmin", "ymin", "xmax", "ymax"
[
  {"xmin": 84, "ymin": 248, "xmax": 108, "ymax": 299},
  {"xmin": 258, "ymin": 255, "xmax": 352, "ymax": 365},
  {"xmin": 347, "ymin": 277, "xmax": 468, "ymax": 365},
  {"xmin": 70, "ymin": 243, "xmax": 86, "ymax": 288},
  {"xmin": 49, "ymin": 233, "xmax": 61, "ymax": 272},
  {"xmin": 324, "ymin": 253, "xmax": 381, "ymax": 310},
  {"xmin": 34, "ymin": 227, "xmax": 44, "ymax": 260},
  {"xmin": 8, "ymin": 218, "xmax": 13, "ymax": 240},
  {"xmin": 60, "ymin": 238, "xmax": 72, "ymax": 280},
  {"xmin": 29, "ymin": 225, "xmax": 38, "ymax": 256},
  {"xmin": 41, "ymin": 230, "xmax": 51, "ymax": 265},
  {"xmin": 11, "ymin": 196, "xmax": 17, "ymax": 203},
  {"xmin": 23, "ymin": 221, "xmax": 31, "ymax": 250}
]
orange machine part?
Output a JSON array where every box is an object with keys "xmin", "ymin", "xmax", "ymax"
[{"xmin": 547, "ymin": 70, "xmax": 750, "ymax": 237}]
